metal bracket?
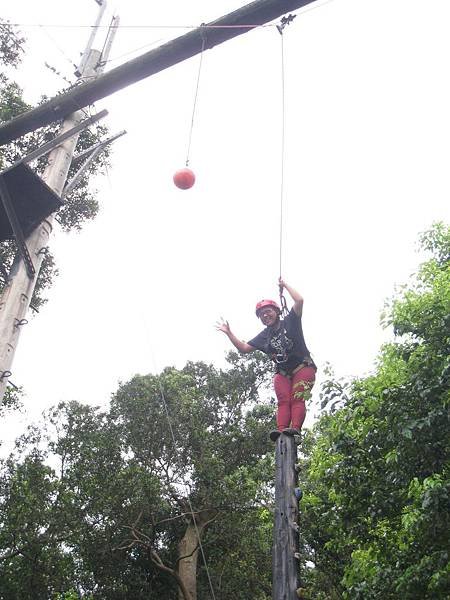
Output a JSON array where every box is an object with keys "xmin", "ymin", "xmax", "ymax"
[
  {"xmin": 14, "ymin": 318, "xmax": 28, "ymax": 329},
  {"xmin": 70, "ymin": 129, "xmax": 126, "ymax": 167},
  {"xmin": 63, "ymin": 129, "xmax": 126, "ymax": 198},
  {"xmin": 199, "ymin": 23, "xmax": 208, "ymax": 49},
  {"xmin": 0, "ymin": 175, "xmax": 35, "ymax": 278},
  {"xmin": 277, "ymin": 14, "xmax": 296, "ymax": 35},
  {"xmin": 18, "ymin": 109, "xmax": 108, "ymax": 168},
  {"xmin": 0, "ymin": 109, "xmax": 108, "ymax": 278}
]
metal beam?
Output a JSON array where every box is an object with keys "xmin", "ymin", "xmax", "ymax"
[
  {"xmin": 62, "ymin": 129, "xmax": 126, "ymax": 197},
  {"xmin": 20, "ymin": 109, "xmax": 108, "ymax": 166},
  {"xmin": 0, "ymin": 0, "xmax": 318, "ymax": 145}
]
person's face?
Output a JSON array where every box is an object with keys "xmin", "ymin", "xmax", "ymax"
[{"xmin": 258, "ymin": 307, "xmax": 279, "ymax": 327}]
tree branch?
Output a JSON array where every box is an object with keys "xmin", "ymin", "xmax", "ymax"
[{"xmin": 149, "ymin": 548, "xmax": 193, "ymax": 600}]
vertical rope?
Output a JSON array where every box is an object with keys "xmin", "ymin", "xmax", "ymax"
[
  {"xmin": 278, "ymin": 31, "xmax": 286, "ymax": 280},
  {"xmin": 185, "ymin": 33, "xmax": 206, "ymax": 167},
  {"xmin": 155, "ymin": 375, "xmax": 217, "ymax": 600},
  {"xmin": 142, "ymin": 316, "xmax": 217, "ymax": 600}
]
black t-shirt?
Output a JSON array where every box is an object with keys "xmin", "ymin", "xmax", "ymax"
[{"xmin": 248, "ymin": 308, "xmax": 313, "ymax": 373}]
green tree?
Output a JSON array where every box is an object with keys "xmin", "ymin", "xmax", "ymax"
[
  {"xmin": 0, "ymin": 353, "xmax": 277, "ymax": 599},
  {"xmin": 301, "ymin": 222, "xmax": 449, "ymax": 599},
  {"xmin": 108, "ymin": 354, "xmax": 275, "ymax": 600},
  {"xmin": 0, "ymin": 450, "xmax": 77, "ymax": 598}
]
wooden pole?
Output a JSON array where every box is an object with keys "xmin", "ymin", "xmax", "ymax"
[
  {"xmin": 273, "ymin": 433, "xmax": 300, "ymax": 600},
  {"xmin": 0, "ymin": 3, "xmax": 114, "ymax": 401},
  {"xmin": 0, "ymin": 0, "xmax": 318, "ymax": 145}
]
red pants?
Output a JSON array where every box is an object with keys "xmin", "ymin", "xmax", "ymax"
[{"xmin": 273, "ymin": 366, "xmax": 316, "ymax": 431}]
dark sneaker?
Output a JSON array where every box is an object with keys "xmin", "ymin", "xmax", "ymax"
[
  {"xmin": 269, "ymin": 429, "xmax": 281, "ymax": 442},
  {"xmin": 282, "ymin": 428, "xmax": 301, "ymax": 436}
]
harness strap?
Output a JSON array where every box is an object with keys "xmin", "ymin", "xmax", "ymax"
[{"xmin": 276, "ymin": 358, "xmax": 317, "ymax": 378}]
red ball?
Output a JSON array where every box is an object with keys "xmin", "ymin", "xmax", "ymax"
[{"xmin": 173, "ymin": 167, "xmax": 195, "ymax": 190}]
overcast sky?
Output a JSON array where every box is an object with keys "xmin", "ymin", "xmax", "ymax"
[{"xmin": 1, "ymin": 0, "xmax": 449, "ymax": 448}]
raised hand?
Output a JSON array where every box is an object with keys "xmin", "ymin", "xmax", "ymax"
[{"xmin": 215, "ymin": 318, "xmax": 231, "ymax": 335}]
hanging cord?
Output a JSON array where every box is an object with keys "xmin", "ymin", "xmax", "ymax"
[
  {"xmin": 185, "ymin": 27, "xmax": 206, "ymax": 167},
  {"xmin": 142, "ymin": 317, "xmax": 217, "ymax": 600},
  {"xmin": 156, "ymin": 377, "xmax": 217, "ymax": 600},
  {"xmin": 38, "ymin": 23, "xmax": 80, "ymax": 73}
]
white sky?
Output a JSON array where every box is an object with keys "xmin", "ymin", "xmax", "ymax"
[{"xmin": 1, "ymin": 0, "xmax": 449, "ymax": 448}]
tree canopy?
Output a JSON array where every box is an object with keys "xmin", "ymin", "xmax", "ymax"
[
  {"xmin": 0, "ymin": 352, "xmax": 277, "ymax": 599},
  {"xmin": 299, "ymin": 222, "xmax": 449, "ymax": 599}
]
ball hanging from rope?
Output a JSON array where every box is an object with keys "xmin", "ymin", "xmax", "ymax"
[{"xmin": 173, "ymin": 167, "xmax": 195, "ymax": 190}]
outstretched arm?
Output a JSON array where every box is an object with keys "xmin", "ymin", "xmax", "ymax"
[
  {"xmin": 216, "ymin": 319, "xmax": 256, "ymax": 353},
  {"xmin": 279, "ymin": 277, "xmax": 304, "ymax": 316}
]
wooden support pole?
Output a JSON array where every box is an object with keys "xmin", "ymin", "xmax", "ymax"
[
  {"xmin": 0, "ymin": 2, "xmax": 114, "ymax": 401},
  {"xmin": 273, "ymin": 433, "xmax": 300, "ymax": 600},
  {"xmin": 0, "ymin": 0, "xmax": 318, "ymax": 145}
]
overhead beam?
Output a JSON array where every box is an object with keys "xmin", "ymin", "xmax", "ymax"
[{"xmin": 0, "ymin": 0, "xmax": 318, "ymax": 145}]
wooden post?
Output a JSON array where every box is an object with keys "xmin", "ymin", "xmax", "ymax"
[
  {"xmin": 273, "ymin": 433, "xmax": 300, "ymax": 600},
  {"xmin": 0, "ymin": 3, "xmax": 115, "ymax": 401}
]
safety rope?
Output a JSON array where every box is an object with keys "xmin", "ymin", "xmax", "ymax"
[
  {"xmin": 185, "ymin": 28, "xmax": 206, "ymax": 167},
  {"xmin": 278, "ymin": 29, "xmax": 286, "ymax": 283},
  {"xmin": 277, "ymin": 23, "xmax": 290, "ymax": 317}
]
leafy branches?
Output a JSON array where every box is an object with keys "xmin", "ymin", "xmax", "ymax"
[
  {"xmin": 0, "ymin": 353, "xmax": 275, "ymax": 599},
  {"xmin": 301, "ymin": 223, "xmax": 450, "ymax": 599}
]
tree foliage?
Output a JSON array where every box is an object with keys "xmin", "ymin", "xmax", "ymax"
[
  {"xmin": 300, "ymin": 222, "xmax": 449, "ymax": 599},
  {"xmin": 0, "ymin": 353, "xmax": 276, "ymax": 599},
  {"xmin": 0, "ymin": 211, "xmax": 448, "ymax": 597}
]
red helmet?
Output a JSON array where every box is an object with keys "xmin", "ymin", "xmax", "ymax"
[{"xmin": 255, "ymin": 299, "xmax": 280, "ymax": 317}]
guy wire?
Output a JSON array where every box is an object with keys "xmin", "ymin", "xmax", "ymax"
[{"xmin": 142, "ymin": 316, "xmax": 217, "ymax": 600}]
